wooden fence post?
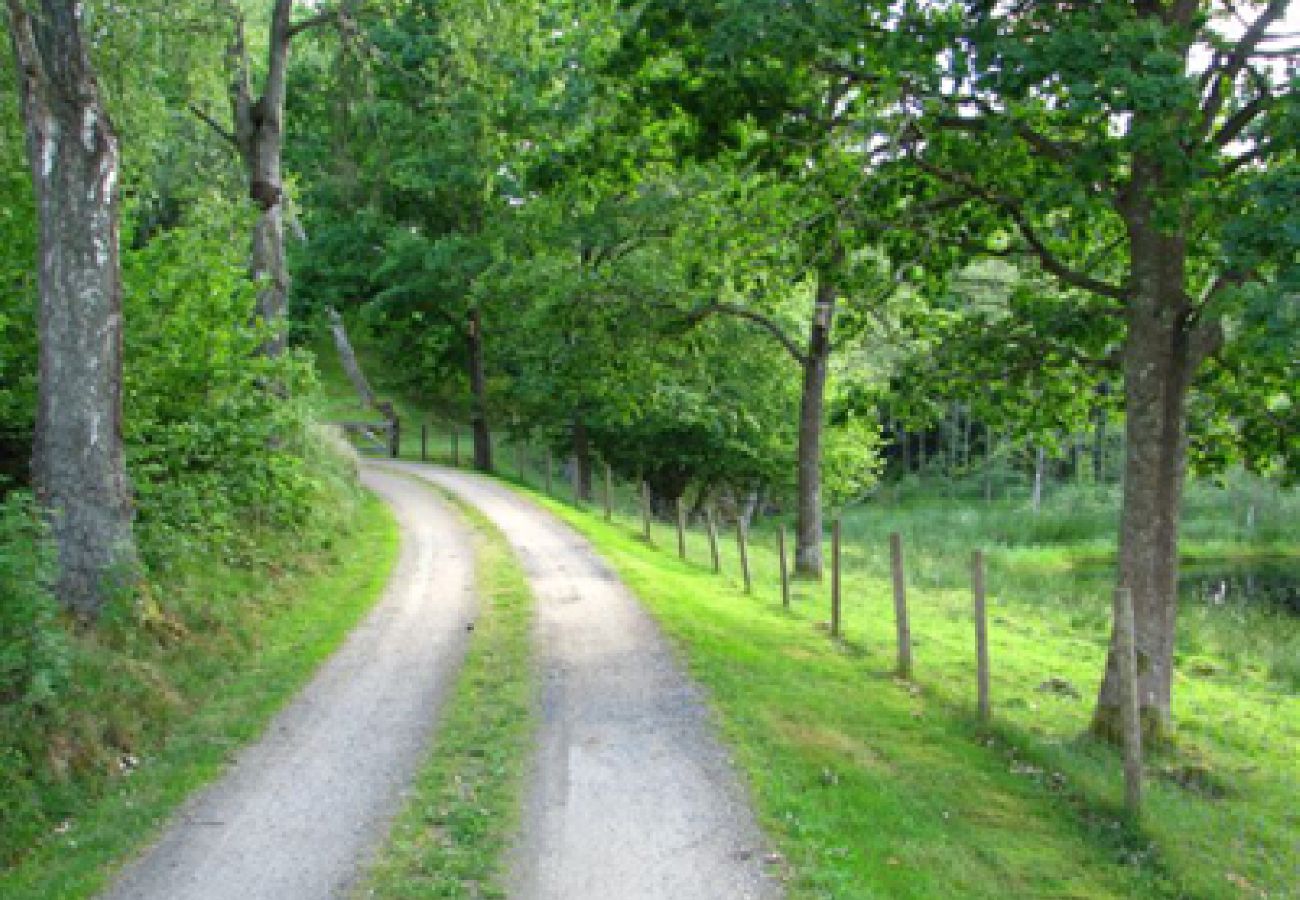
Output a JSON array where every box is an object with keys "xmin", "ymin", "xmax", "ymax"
[
  {"xmin": 604, "ymin": 463, "xmax": 613, "ymax": 522},
  {"xmin": 389, "ymin": 417, "xmax": 400, "ymax": 459},
  {"xmin": 972, "ymin": 549, "xmax": 990, "ymax": 723},
  {"xmin": 831, "ymin": 519, "xmax": 842, "ymax": 637},
  {"xmin": 676, "ymin": 498, "xmax": 687, "ymax": 560},
  {"xmin": 737, "ymin": 520, "xmax": 752, "ymax": 594},
  {"xmin": 1116, "ymin": 586, "xmax": 1143, "ymax": 817},
  {"xmin": 706, "ymin": 508, "xmax": 720, "ymax": 573},
  {"xmin": 641, "ymin": 482, "xmax": 653, "ymax": 542},
  {"xmin": 545, "ymin": 450, "xmax": 553, "ymax": 494},
  {"xmin": 890, "ymin": 532, "xmax": 912, "ymax": 677},
  {"xmin": 778, "ymin": 525, "xmax": 790, "ymax": 609},
  {"xmin": 420, "ymin": 423, "xmax": 427, "ymax": 462},
  {"xmin": 451, "ymin": 428, "xmax": 460, "ymax": 467}
]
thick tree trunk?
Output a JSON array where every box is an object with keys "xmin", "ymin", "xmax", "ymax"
[
  {"xmin": 794, "ymin": 274, "xmax": 836, "ymax": 578},
  {"xmin": 8, "ymin": 0, "xmax": 137, "ymax": 616},
  {"xmin": 467, "ymin": 307, "xmax": 492, "ymax": 472},
  {"xmin": 570, "ymin": 416, "xmax": 592, "ymax": 502},
  {"xmin": 1092, "ymin": 162, "xmax": 1215, "ymax": 744}
]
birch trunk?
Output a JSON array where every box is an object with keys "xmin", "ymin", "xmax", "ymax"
[{"xmin": 7, "ymin": 0, "xmax": 137, "ymax": 616}]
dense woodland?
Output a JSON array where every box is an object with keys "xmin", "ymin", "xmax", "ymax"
[{"xmin": 1, "ymin": 0, "xmax": 1297, "ymax": 889}]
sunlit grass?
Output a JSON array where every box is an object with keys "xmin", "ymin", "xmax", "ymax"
[{"xmin": 522, "ymin": 484, "xmax": 1299, "ymax": 899}]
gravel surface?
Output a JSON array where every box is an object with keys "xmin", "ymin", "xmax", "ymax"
[
  {"xmin": 100, "ymin": 465, "xmax": 477, "ymax": 900},
  {"xmin": 389, "ymin": 463, "xmax": 783, "ymax": 900}
]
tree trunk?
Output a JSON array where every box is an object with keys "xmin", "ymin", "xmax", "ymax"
[
  {"xmin": 570, "ymin": 416, "xmax": 592, "ymax": 502},
  {"xmin": 466, "ymin": 306, "xmax": 492, "ymax": 472},
  {"xmin": 229, "ymin": 1, "xmax": 299, "ymax": 357},
  {"xmin": 1093, "ymin": 390, "xmax": 1109, "ymax": 484},
  {"xmin": 8, "ymin": 0, "xmax": 137, "ymax": 616},
  {"xmin": 465, "ymin": 305, "xmax": 488, "ymax": 470},
  {"xmin": 1092, "ymin": 160, "xmax": 1216, "ymax": 745},
  {"xmin": 326, "ymin": 307, "xmax": 376, "ymax": 408},
  {"xmin": 795, "ymin": 272, "xmax": 836, "ymax": 578},
  {"xmin": 1031, "ymin": 445, "xmax": 1045, "ymax": 513}
]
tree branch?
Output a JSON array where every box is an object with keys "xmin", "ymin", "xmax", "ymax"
[
  {"xmin": 685, "ymin": 303, "xmax": 807, "ymax": 364},
  {"xmin": 287, "ymin": 7, "xmax": 338, "ymax": 39},
  {"xmin": 1211, "ymin": 89, "xmax": 1272, "ymax": 148},
  {"xmin": 912, "ymin": 158, "xmax": 1129, "ymax": 303},
  {"xmin": 1197, "ymin": 0, "xmax": 1289, "ymax": 143},
  {"xmin": 187, "ymin": 104, "xmax": 238, "ymax": 148}
]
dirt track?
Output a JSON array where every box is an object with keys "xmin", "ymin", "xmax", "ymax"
[
  {"xmin": 389, "ymin": 463, "xmax": 781, "ymax": 900},
  {"xmin": 100, "ymin": 465, "xmax": 476, "ymax": 900}
]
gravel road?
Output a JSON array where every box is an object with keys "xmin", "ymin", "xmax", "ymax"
[
  {"xmin": 389, "ymin": 463, "xmax": 782, "ymax": 900},
  {"xmin": 100, "ymin": 465, "xmax": 477, "ymax": 900}
]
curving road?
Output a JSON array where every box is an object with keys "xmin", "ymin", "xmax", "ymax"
[
  {"xmin": 100, "ymin": 465, "xmax": 477, "ymax": 900},
  {"xmin": 387, "ymin": 463, "xmax": 782, "ymax": 900}
]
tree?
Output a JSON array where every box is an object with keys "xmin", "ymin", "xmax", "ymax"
[
  {"xmin": 194, "ymin": 0, "xmax": 349, "ymax": 357},
  {"xmin": 870, "ymin": 0, "xmax": 1299, "ymax": 739},
  {"xmin": 5, "ymin": 0, "xmax": 137, "ymax": 616}
]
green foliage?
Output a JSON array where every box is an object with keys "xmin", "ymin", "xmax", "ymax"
[
  {"xmin": 119, "ymin": 194, "xmax": 353, "ymax": 565},
  {"xmin": 0, "ymin": 493, "xmax": 68, "ymax": 722},
  {"xmin": 822, "ymin": 415, "xmax": 883, "ymax": 507}
]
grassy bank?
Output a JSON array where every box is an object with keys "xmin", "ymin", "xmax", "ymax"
[
  {"xmin": 363, "ymin": 477, "xmax": 535, "ymax": 900},
  {"xmin": 519, "ymin": 485, "xmax": 1298, "ymax": 899},
  {"xmin": 0, "ymin": 491, "xmax": 399, "ymax": 899}
]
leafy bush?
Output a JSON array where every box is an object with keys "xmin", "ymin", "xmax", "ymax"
[
  {"xmin": 120, "ymin": 194, "xmax": 360, "ymax": 568},
  {"xmin": 0, "ymin": 492, "xmax": 67, "ymax": 715}
]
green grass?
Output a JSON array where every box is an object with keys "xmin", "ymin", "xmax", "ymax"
[
  {"xmin": 0, "ymin": 492, "xmax": 400, "ymax": 899},
  {"xmin": 516, "ymin": 486, "xmax": 1299, "ymax": 899},
  {"xmin": 362, "ymin": 476, "xmax": 535, "ymax": 900}
]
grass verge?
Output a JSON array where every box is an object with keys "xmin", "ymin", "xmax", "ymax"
[
  {"xmin": 361, "ymin": 477, "xmax": 535, "ymax": 900},
  {"xmin": 0, "ymin": 491, "xmax": 399, "ymax": 899},
  {"xmin": 518, "ymin": 487, "xmax": 1297, "ymax": 900}
]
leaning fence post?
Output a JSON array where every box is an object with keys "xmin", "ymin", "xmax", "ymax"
[
  {"xmin": 972, "ymin": 549, "xmax": 990, "ymax": 723},
  {"xmin": 641, "ymin": 482, "xmax": 653, "ymax": 543},
  {"xmin": 420, "ymin": 423, "xmax": 428, "ymax": 462},
  {"xmin": 676, "ymin": 498, "xmax": 687, "ymax": 560},
  {"xmin": 831, "ymin": 519, "xmax": 842, "ymax": 637},
  {"xmin": 890, "ymin": 532, "xmax": 912, "ymax": 677},
  {"xmin": 778, "ymin": 525, "xmax": 791, "ymax": 609},
  {"xmin": 737, "ymin": 519, "xmax": 752, "ymax": 594},
  {"xmin": 706, "ymin": 508, "xmax": 721, "ymax": 573},
  {"xmin": 604, "ymin": 463, "xmax": 613, "ymax": 522},
  {"xmin": 1116, "ymin": 586, "xmax": 1144, "ymax": 817},
  {"xmin": 389, "ymin": 417, "xmax": 401, "ymax": 459}
]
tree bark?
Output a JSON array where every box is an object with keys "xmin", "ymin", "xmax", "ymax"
[
  {"xmin": 794, "ymin": 272, "xmax": 836, "ymax": 577},
  {"xmin": 227, "ymin": 1, "xmax": 312, "ymax": 357},
  {"xmin": 8, "ymin": 0, "xmax": 137, "ymax": 616},
  {"xmin": 466, "ymin": 306, "xmax": 492, "ymax": 472},
  {"xmin": 1092, "ymin": 156, "xmax": 1209, "ymax": 745},
  {"xmin": 1031, "ymin": 445, "xmax": 1045, "ymax": 513},
  {"xmin": 570, "ymin": 416, "xmax": 592, "ymax": 502},
  {"xmin": 326, "ymin": 307, "xmax": 376, "ymax": 408}
]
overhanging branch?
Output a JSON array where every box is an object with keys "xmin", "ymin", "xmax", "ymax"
[{"xmin": 912, "ymin": 159, "xmax": 1128, "ymax": 303}]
